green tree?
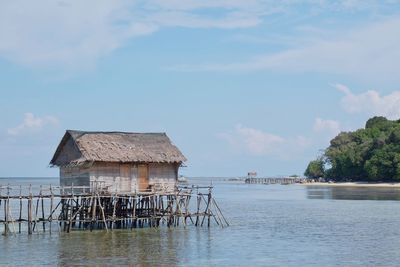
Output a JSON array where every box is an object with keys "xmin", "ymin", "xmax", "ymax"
[
  {"xmin": 304, "ymin": 158, "xmax": 325, "ymax": 179},
  {"xmin": 365, "ymin": 116, "xmax": 389, "ymax": 130},
  {"xmin": 307, "ymin": 116, "xmax": 400, "ymax": 182}
]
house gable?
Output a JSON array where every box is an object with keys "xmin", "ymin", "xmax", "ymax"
[{"xmin": 50, "ymin": 132, "xmax": 83, "ymax": 167}]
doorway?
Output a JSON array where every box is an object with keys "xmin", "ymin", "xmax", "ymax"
[
  {"xmin": 138, "ymin": 164, "xmax": 149, "ymax": 191},
  {"xmin": 119, "ymin": 164, "xmax": 132, "ymax": 192}
]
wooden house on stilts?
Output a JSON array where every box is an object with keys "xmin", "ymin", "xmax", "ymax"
[
  {"xmin": 50, "ymin": 130, "xmax": 187, "ymax": 193},
  {"xmin": 0, "ymin": 131, "xmax": 229, "ymax": 235}
]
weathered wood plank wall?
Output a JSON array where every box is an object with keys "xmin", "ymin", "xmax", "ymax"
[{"xmin": 60, "ymin": 162, "xmax": 179, "ymax": 192}]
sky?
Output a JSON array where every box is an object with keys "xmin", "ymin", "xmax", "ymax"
[{"xmin": 1, "ymin": 0, "xmax": 400, "ymax": 177}]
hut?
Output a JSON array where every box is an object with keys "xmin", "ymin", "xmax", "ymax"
[{"xmin": 50, "ymin": 130, "xmax": 187, "ymax": 193}]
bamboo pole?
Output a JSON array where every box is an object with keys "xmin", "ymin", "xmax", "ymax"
[
  {"xmin": 32, "ymin": 187, "xmax": 40, "ymax": 232},
  {"xmin": 0, "ymin": 184, "xmax": 225, "ymax": 234},
  {"xmin": 207, "ymin": 190, "xmax": 211, "ymax": 227},
  {"xmin": 131, "ymin": 197, "xmax": 136, "ymax": 229},
  {"xmin": 28, "ymin": 184, "xmax": 32, "ymax": 235},
  {"xmin": 90, "ymin": 196, "xmax": 97, "ymax": 231},
  {"xmin": 49, "ymin": 185, "xmax": 53, "ymax": 234},
  {"xmin": 7, "ymin": 198, "xmax": 17, "ymax": 236},
  {"xmin": 41, "ymin": 186, "xmax": 46, "ymax": 232},
  {"xmin": 4, "ymin": 197, "xmax": 8, "ymax": 235},
  {"xmin": 28, "ymin": 198, "xmax": 32, "ymax": 235},
  {"xmin": 195, "ymin": 195, "xmax": 200, "ymax": 226},
  {"xmin": 112, "ymin": 195, "xmax": 117, "ymax": 230},
  {"xmin": 18, "ymin": 187, "xmax": 22, "ymax": 234},
  {"xmin": 201, "ymin": 193, "xmax": 211, "ymax": 227},
  {"xmin": 64, "ymin": 199, "xmax": 70, "ymax": 232},
  {"xmin": 97, "ymin": 194, "xmax": 108, "ymax": 232},
  {"xmin": 212, "ymin": 198, "xmax": 229, "ymax": 227},
  {"xmin": 68, "ymin": 203, "xmax": 83, "ymax": 233}
]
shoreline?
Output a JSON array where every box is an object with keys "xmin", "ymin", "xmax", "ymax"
[{"xmin": 302, "ymin": 182, "xmax": 400, "ymax": 188}]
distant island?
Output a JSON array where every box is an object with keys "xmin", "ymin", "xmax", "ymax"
[{"xmin": 305, "ymin": 116, "xmax": 400, "ymax": 182}]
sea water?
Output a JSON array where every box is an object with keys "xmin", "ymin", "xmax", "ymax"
[{"xmin": 1, "ymin": 177, "xmax": 400, "ymax": 266}]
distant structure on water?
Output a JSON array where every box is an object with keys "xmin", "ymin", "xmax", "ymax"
[
  {"xmin": 50, "ymin": 130, "xmax": 187, "ymax": 192},
  {"xmin": 247, "ymin": 171, "xmax": 257, "ymax": 178}
]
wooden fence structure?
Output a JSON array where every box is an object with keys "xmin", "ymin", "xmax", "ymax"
[{"xmin": 0, "ymin": 184, "xmax": 228, "ymax": 236}]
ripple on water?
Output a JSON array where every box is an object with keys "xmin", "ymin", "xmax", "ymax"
[{"xmin": 1, "ymin": 178, "xmax": 400, "ymax": 266}]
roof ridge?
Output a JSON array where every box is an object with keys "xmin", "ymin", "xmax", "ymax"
[{"xmin": 67, "ymin": 130, "xmax": 167, "ymax": 135}]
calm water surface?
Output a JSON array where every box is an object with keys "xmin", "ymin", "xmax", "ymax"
[{"xmin": 1, "ymin": 177, "xmax": 400, "ymax": 266}]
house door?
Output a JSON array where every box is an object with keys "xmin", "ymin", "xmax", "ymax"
[
  {"xmin": 138, "ymin": 164, "xmax": 149, "ymax": 192},
  {"xmin": 119, "ymin": 164, "xmax": 131, "ymax": 192}
]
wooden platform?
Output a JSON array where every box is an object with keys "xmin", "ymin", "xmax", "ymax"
[{"xmin": 0, "ymin": 184, "xmax": 228, "ymax": 235}]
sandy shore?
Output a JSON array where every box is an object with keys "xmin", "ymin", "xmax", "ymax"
[{"xmin": 302, "ymin": 182, "xmax": 400, "ymax": 187}]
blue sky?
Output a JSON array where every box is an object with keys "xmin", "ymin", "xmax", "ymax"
[{"xmin": 1, "ymin": 0, "xmax": 400, "ymax": 177}]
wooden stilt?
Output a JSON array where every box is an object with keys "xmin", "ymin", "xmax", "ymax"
[
  {"xmin": 0, "ymin": 184, "xmax": 228, "ymax": 234},
  {"xmin": 49, "ymin": 185, "xmax": 53, "ymax": 234},
  {"xmin": 28, "ymin": 197, "xmax": 32, "ymax": 235},
  {"xmin": 90, "ymin": 196, "xmax": 97, "ymax": 232},
  {"xmin": 4, "ymin": 198, "xmax": 9, "ymax": 235},
  {"xmin": 41, "ymin": 187, "xmax": 45, "ymax": 232},
  {"xmin": 97, "ymin": 194, "xmax": 108, "ymax": 232},
  {"xmin": 18, "ymin": 186, "xmax": 22, "ymax": 234},
  {"xmin": 195, "ymin": 195, "xmax": 201, "ymax": 226}
]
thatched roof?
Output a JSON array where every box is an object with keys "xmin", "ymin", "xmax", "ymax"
[{"xmin": 50, "ymin": 130, "xmax": 187, "ymax": 167}]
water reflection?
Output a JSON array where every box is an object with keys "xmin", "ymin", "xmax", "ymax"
[
  {"xmin": 306, "ymin": 186, "xmax": 400, "ymax": 200},
  {"xmin": 55, "ymin": 227, "xmax": 214, "ymax": 266},
  {"xmin": 56, "ymin": 229, "xmax": 182, "ymax": 266}
]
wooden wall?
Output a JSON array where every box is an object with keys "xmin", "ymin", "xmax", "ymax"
[
  {"xmin": 60, "ymin": 162, "xmax": 179, "ymax": 192},
  {"xmin": 148, "ymin": 163, "xmax": 178, "ymax": 191},
  {"xmin": 60, "ymin": 166, "xmax": 90, "ymax": 188},
  {"xmin": 88, "ymin": 162, "xmax": 138, "ymax": 193}
]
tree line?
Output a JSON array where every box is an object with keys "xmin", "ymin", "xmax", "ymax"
[{"xmin": 305, "ymin": 116, "xmax": 400, "ymax": 182}]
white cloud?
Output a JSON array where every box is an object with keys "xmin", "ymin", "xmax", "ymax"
[
  {"xmin": 0, "ymin": 1, "xmax": 156, "ymax": 68},
  {"xmin": 335, "ymin": 84, "xmax": 400, "ymax": 119},
  {"xmin": 1, "ymin": 0, "xmax": 397, "ymax": 69},
  {"xmin": 313, "ymin": 118, "xmax": 341, "ymax": 136},
  {"xmin": 235, "ymin": 124, "xmax": 284, "ymax": 155},
  {"xmin": 7, "ymin": 113, "xmax": 59, "ymax": 136},
  {"xmin": 218, "ymin": 124, "xmax": 284, "ymax": 155},
  {"xmin": 0, "ymin": 0, "xmax": 267, "ymax": 68},
  {"xmin": 172, "ymin": 16, "xmax": 400, "ymax": 82},
  {"xmin": 218, "ymin": 124, "xmax": 310, "ymax": 157}
]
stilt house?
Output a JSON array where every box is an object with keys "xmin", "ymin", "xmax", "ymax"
[{"xmin": 50, "ymin": 130, "xmax": 186, "ymax": 192}]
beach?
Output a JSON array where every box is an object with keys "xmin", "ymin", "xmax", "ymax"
[{"xmin": 303, "ymin": 182, "xmax": 400, "ymax": 187}]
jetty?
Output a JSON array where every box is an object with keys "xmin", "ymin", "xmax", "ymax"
[
  {"xmin": 245, "ymin": 177, "xmax": 307, "ymax": 185},
  {"xmin": 0, "ymin": 184, "xmax": 228, "ymax": 236}
]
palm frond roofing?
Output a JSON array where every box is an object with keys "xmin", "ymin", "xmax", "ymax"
[{"xmin": 50, "ymin": 130, "xmax": 187, "ymax": 166}]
